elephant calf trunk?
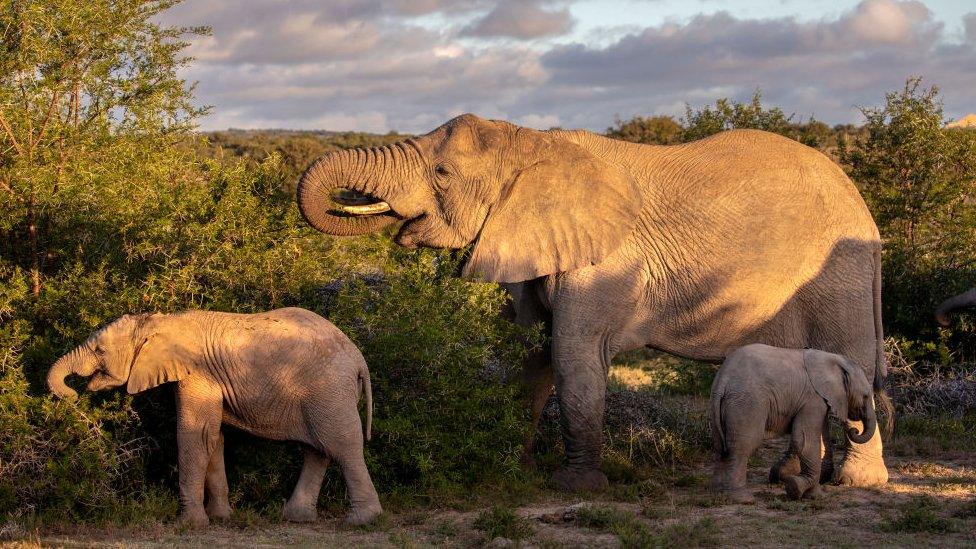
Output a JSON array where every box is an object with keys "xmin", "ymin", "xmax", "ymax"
[
  {"xmin": 846, "ymin": 400, "xmax": 877, "ymax": 445},
  {"xmin": 47, "ymin": 355, "xmax": 80, "ymax": 399}
]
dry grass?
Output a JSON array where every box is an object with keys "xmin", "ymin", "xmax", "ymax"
[{"xmin": 24, "ymin": 449, "xmax": 976, "ymax": 548}]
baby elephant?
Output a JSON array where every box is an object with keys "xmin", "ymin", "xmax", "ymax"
[
  {"xmin": 47, "ymin": 307, "xmax": 382, "ymax": 527},
  {"xmin": 709, "ymin": 344, "xmax": 877, "ymax": 502}
]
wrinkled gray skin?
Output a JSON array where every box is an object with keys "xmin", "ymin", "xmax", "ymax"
[
  {"xmin": 710, "ymin": 344, "xmax": 877, "ymax": 503},
  {"xmin": 296, "ymin": 113, "xmax": 889, "ymax": 491},
  {"xmin": 47, "ymin": 308, "xmax": 381, "ymax": 527},
  {"xmin": 935, "ymin": 288, "xmax": 976, "ymax": 326}
]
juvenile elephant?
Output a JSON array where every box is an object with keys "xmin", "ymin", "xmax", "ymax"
[
  {"xmin": 296, "ymin": 113, "xmax": 889, "ymax": 490},
  {"xmin": 710, "ymin": 344, "xmax": 877, "ymax": 503},
  {"xmin": 47, "ymin": 307, "xmax": 382, "ymax": 527}
]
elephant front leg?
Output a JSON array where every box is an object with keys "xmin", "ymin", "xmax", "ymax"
[
  {"xmin": 204, "ymin": 432, "xmax": 231, "ymax": 520},
  {"xmin": 550, "ymin": 341, "xmax": 609, "ymax": 493},
  {"xmin": 771, "ymin": 432, "xmax": 832, "ymax": 485},
  {"xmin": 520, "ymin": 342, "xmax": 554, "ymax": 469},
  {"xmin": 769, "ymin": 450, "xmax": 800, "ymax": 485},
  {"xmin": 784, "ymin": 415, "xmax": 824, "ymax": 500},
  {"xmin": 836, "ymin": 417, "xmax": 888, "ymax": 486},
  {"xmin": 175, "ymin": 379, "xmax": 223, "ymax": 528}
]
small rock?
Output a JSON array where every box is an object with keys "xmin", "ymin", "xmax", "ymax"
[
  {"xmin": 487, "ymin": 536, "xmax": 515, "ymax": 548},
  {"xmin": 562, "ymin": 502, "xmax": 592, "ymax": 521},
  {"xmin": 537, "ymin": 511, "xmax": 564, "ymax": 524}
]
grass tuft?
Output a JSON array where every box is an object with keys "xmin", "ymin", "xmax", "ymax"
[
  {"xmin": 880, "ymin": 496, "xmax": 955, "ymax": 534},
  {"xmin": 473, "ymin": 506, "xmax": 534, "ymax": 543}
]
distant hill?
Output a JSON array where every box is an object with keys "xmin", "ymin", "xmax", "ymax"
[{"xmin": 947, "ymin": 113, "xmax": 976, "ymax": 128}]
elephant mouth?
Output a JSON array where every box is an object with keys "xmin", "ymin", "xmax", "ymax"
[{"xmin": 329, "ymin": 189, "xmax": 395, "ymax": 217}]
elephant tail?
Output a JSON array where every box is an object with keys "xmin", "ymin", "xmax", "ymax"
[
  {"xmin": 358, "ymin": 361, "xmax": 373, "ymax": 441},
  {"xmin": 872, "ymin": 243, "xmax": 894, "ymax": 438}
]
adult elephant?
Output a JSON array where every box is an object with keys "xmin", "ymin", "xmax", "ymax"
[{"xmin": 297, "ymin": 114, "xmax": 889, "ymax": 491}]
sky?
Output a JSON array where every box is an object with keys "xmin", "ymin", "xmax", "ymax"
[{"xmin": 158, "ymin": 0, "xmax": 976, "ymax": 133}]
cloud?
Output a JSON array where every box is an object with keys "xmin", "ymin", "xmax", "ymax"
[
  {"xmin": 537, "ymin": 0, "xmax": 973, "ymax": 128},
  {"xmin": 162, "ymin": 0, "xmax": 976, "ymax": 132},
  {"xmin": 463, "ymin": 1, "xmax": 575, "ymax": 39},
  {"xmin": 965, "ymin": 12, "xmax": 976, "ymax": 43},
  {"xmin": 844, "ymin": 0, "xmax": 934, "ymax": 44}
]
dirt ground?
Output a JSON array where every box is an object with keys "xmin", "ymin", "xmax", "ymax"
[{"xmin": 15, "ymin": 440, "xmax": 976, "ymax": 549}]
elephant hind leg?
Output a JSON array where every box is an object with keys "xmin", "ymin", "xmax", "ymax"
[
  {"xmin": 283, "ymin": 446, "xmax": 330, "ymax": 523},
  {"xmin": 308, "ymin": 408, "xmax": 382, "ymax": 526},
  {"xmin": 804, "ymin": 277, "xmax": 889, "ymax": 487}
]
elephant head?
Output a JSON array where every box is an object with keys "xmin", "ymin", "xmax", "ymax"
[
  {"xmin": 47, "ymin": 314, "xmax": 191, "ymax": 398},
  {"xmin": 804, "ymin": 351, "xmax": 877, "ymax": 444},
  {"xmin": 297, "ymin": 114, "xmax": 643, "ymax": 283}
]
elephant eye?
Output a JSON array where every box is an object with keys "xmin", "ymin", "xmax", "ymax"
[{"xmin": 435, "ymin": 164, "xmax": 450, "ymax": 177}]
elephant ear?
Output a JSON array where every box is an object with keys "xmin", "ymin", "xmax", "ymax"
[
  {"xmin": 462, "ymin": 134, "xmax": 642, "ymax": 283},
  {"xmin": 804, "ymin": 350, "xmax": 850, "ymax": 421},
  {"xmin": 126, "ymin": 333, "xmax": 192, "ymax": 394}
]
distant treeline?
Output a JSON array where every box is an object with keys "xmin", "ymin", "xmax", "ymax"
[{"xmin": 196, "ymin": 92, "xmax": 869, "ymax": 189}]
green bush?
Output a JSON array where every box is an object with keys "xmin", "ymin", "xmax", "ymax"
[
  {"xmin": 842, "ymin": 78, "xmax": 976, "ymax": 363},
  {"xmin": 328, "ymin": 250, "xmax": 539, "ymax": 501}
]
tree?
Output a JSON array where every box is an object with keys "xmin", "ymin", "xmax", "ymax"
[
  {"xmin": 606, "ymin": 115, "xmax": 683, "ymax": 145},
  {"xmin": 841, "ymin": 77, "xmax": 976, "ymax": 358},
  {"xmin": 681, "ymin": 91, "xmax": 798, "ymax": 141},
  {"xmin": 610, "ymin": 92, "xmax": 834, "ymax": 149}
]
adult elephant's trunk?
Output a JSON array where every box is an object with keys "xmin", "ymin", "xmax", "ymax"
[
  {"xmin": 846, "ymin": 397, "xmax": 877, "ymax": 445},
  {"xmin": 46, "ymin": 344, "xmax": 99, "ymax": 399},
  {"xmin": 935, "ymin": 288, "xmax": 976, "ymax": 326},
  {"xmin": 297, "ymin": 143, "xmax": 414, "ymax": 236}
]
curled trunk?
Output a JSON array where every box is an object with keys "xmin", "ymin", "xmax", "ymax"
[
  {"xmin": 846, "ymin": 397, "xmax": 877, "ymax": 445},
  {"xmin": 297, "ymin": 144, "xmax": 409, "ymax": 236},
  {"xmin": 935, "ymin": 288, "xmax": 976, "ymax": 326},
  {"xmin": 47, "ymin": 344, "xmax": 99, "ymax": 399}
]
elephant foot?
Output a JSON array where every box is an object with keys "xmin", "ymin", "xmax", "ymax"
[
  {"xmin": 282, "ymin": 501, "xmax": 318, "ymax": 523},
  {"xmin": 804, "ymin": 485, "xmax": 825, "ymax": 500},
  {"xmin": 835, "ymin": 456, "xmax": 888, "ymax": 487},
  {"xmin": 783, "ymin": 476, "xmax": 816, "ymax": 500},
  {"xmin": 728, "ymin": 488, "xmax": 756, "ymax": 504},
  {"xmin": 551, "ymin": 467, "xmax": 609, "ymax": 493},
  {"xmin": 769, "ymin": 454, "xmax": 800, "ymax": 485},
  {"xmin": 179, "ymin": 507, "xmax": 210, "ymax": 528},
  {"xmin": 343, "ymin": 502, "xmax": 383, "ymax": 526},
  {"xmin": 206, "ymin": 500, "xmax": 232, "ymax": 521}
]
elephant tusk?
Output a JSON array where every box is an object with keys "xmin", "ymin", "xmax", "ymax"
[{"xmin": 335, "ymin": 201, "xmax": 392, "ymax": 215}]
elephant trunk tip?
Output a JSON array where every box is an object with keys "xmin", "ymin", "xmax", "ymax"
[
  {"xmin": 846, "ymin": 426, "xmax": 869, "ymax": 444},
  {"xmin": 47, "ymin": 372, "xmax": 79, "ymax": 400}
]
